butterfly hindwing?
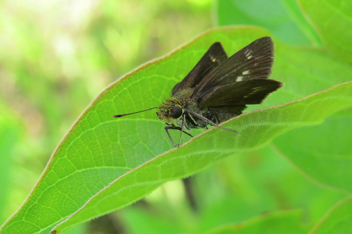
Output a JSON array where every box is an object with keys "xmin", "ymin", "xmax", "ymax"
[{"xmin": 199, "ymin": 79, "xmax": 283, "ymax": 108}]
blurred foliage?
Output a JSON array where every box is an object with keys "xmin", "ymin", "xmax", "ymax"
[
  {"xmin": 216, "ymin": 0, "xmax": 321, "ymax": 46},
  {"xmin": 0, "ymin": 0, "xmax": 212, "ymax": 230}
]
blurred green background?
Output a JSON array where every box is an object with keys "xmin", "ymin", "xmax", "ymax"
[
  {"xmin": 0, "ymin": 0, "xmax": 346, "ymax": 234},
  {"xmin": 0, "ymin": 0, "xmax": 212, "ymax": 226},
  {"xmin": 0, "ymin": 0, "xmax": 213, "ymax": 232}
]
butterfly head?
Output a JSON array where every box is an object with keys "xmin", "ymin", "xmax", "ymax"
[{"xmin": 157, "ymin": 98, "xmax": 184, "ymax": 125}]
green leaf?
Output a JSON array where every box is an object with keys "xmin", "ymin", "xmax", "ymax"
[
  {"xmin": 273, "ymin": 109, "xmax": 352, "ymax": 193},
  {"xmin": 52, "ymin": 80, "xmax": 352, "ymax": 233},
  {"xmin": 216, "ymin": 0, "xmax": 321, "ymax": 45},
  {"xmin": 1, "ymin": 27, "xmax": 352, "ymax": 234},
  {"xmin": 280, "ymin": 0, "xmax": 322, "ymax": 46},
  {"xmin": 270, "ymin": 0, "xmax": 352, "ymax": 193},
  {"xmin": 309, "ymin": 197, "xmax": 352, "ymax": 234},
  {"xmin": 299, "ymin": 0, "xmax": 352, "ymax": 63},
  {"xmin": 203, "ymin": 210, "xmax": 308, "ymax": 234}
]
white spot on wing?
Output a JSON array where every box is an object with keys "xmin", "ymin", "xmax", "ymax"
[
  {"xmin": 245, "ymin": 50, "xmax": 252, "ymax": 59},
  {"xmin": 237, "ymin": 76, "xmax": 243, "ymax": 81},
  {"xmin": 242, "ymin": 70, "xmax": 250, "ymax": 75}
]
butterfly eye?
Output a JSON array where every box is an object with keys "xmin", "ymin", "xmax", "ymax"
[{"xmin": 170, "ymin": 106, "xmax": 182, "ymax": 118}]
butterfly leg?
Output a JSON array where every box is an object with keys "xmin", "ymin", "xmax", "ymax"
[
  {"xmin": 213, "ymin": 113, "xmax": 220, "ymax": 124},
  {"xmin": 178, "ymin": 113, "xmax": 185, "ymax": 147},
  {"xmin": 165, "ymin": 125, "xmax": 193, "ymax": 147},
  {"xmin": 187, "ymin": 112, "xmax": 198, "ymax": 126},
  {"xmin": 205, "ymin": 112, "xmax": 220, "ymax": 129},
  {"xmin": 188, "ymin": 110, "xmax": 239, "ymax": 133}
]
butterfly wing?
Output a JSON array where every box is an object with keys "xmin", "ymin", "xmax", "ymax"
[
  {"xmin": 192, "ymin": 37, "xmax": 275, "ymax": 102},
  {"xmin": 172, "ymin": 42, "xmax": 228, "ymax": 95},
  {"xmin": 200, "ymin": 79, "xmax": 283, "ymax": 107},
  {"xmin": 200, "ymin": 79, "xmax": 282, "ymax": 123}
]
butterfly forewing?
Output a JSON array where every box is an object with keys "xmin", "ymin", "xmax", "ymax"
[
  {"xmin": 191, "ymin": 37, "xmax": 274, "ymax": 101},
  {"xmin": 172, "ymin": 42, "xmax": 228, "ymax": 95}
]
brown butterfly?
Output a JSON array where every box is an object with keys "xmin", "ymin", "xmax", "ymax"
[{"xmin": 114, "ymin": 37, "xmax": 283, "ymax": 147}]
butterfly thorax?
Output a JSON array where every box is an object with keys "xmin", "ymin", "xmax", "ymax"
[{"xmin": 157, "ymin": 88, "xmax": 211, "ymax": 129}]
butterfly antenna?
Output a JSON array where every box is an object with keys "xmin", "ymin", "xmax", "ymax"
[{"xmin": 113, "ymin": 107, "xmax": 158, "ymax": 118}]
